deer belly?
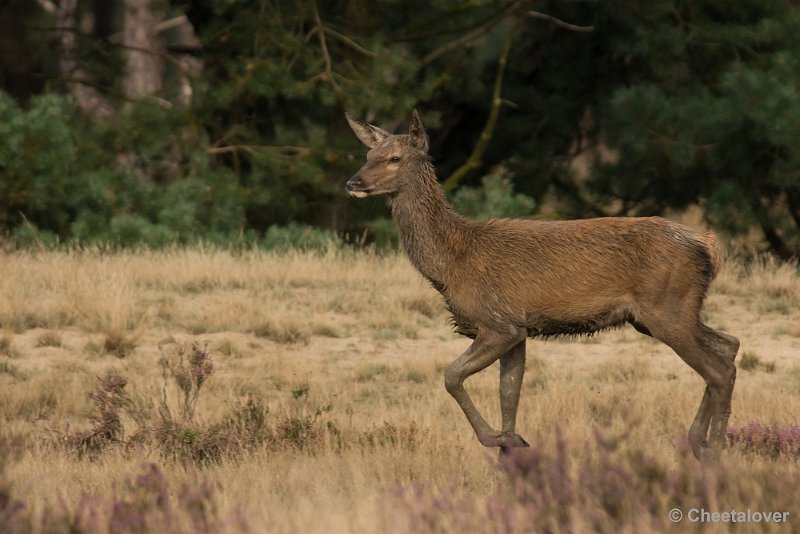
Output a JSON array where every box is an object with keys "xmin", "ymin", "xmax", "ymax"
[{"xmin": 524, "ymin": 307, "xmax": 631, "ymax": 338}]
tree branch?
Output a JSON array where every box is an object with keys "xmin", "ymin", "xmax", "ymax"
[
  {"xmin": 526, "ymin": 11, "xmax": 594, "ymax": 32},
  {"xmin": 421, "ymin": 5, "xmax": 514, "ymax": 65},
  {"xmin": 323, "ymin": 28, "xmax": 376, "ymax": 57},
  {"xmin": 310, "ymin": 1, "xmax": 339, "ymax": 90},
  {"xmin": 442, "ymin": 30, "xmax": 513, "ymax": 192}
]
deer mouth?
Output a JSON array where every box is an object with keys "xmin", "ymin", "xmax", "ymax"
[{"xmin": 346, "ymin": 176, "xmax": 373, "ymax": 198}]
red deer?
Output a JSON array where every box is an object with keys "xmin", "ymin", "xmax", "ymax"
[{"xmin": 345, "ymin": 110, "xmax": 739, "ymax": 461}]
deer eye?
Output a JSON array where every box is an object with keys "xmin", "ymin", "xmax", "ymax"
[{"xmin": 389, "ymin": 156, "xmax": 401, "ymax": 163}]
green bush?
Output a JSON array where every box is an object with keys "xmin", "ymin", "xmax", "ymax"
[
  {"xmin": 262, "ymin": 222, "xmax": 340, "ymax": 252},
  {"xmin": 450, "ymin": 170, "xmax": 536, "ymax": 220}
]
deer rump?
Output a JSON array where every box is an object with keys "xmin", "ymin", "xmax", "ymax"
[{"xmin": 426, "ymin": 216, "xmax": 718, "ymax": 340}]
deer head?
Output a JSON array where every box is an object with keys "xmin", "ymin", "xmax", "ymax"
[{"xmin": 345, "ymin": 110, "xmax": 430, "ymax": 198}]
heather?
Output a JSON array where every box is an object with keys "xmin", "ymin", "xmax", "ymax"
[{"xmin": 0, "ymin": 249, "xmax": 798, "ymax": 532}]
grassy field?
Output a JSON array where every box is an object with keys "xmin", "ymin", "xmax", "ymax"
[{"xmin": 1, "ymin": 247, "xmax": 799, "ymax": 532}]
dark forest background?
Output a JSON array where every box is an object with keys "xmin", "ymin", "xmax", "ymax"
[{"xmin": 1, "ymin": 0, "xmax": 799, "ymax": 256}]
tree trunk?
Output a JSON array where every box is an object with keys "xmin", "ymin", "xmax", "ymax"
[
  {"xmin": 56, "ymin": 0, "xmax": 115, "ymax": 117},
  {"xmin": 123, "ymin": 0, "xmax": 164, "ymax": 98},
  {"xmin": 754, "ymin": 198, "xmax": 795, "ymax": 260}
]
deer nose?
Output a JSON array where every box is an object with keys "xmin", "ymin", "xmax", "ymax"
[
  {"xmin": 346, "ymin": 175, "xmax": 370, "ymax": 198},
  {"xmin": 346, "ymin": 175, "xmax": 364, "ymax": 192}
]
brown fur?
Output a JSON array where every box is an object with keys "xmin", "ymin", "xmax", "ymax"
[{"xmin": 346, "ymin": 111, "xmax": 739, "ymax": 461}]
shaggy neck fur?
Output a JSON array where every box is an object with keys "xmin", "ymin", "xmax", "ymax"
[{"xmin": 389, "ymin": 157, "xmax": 467, "ymax": 289}]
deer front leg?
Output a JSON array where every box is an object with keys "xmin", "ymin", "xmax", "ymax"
[{"xmin": 444, "ymin": 329, "xmax": 526, "ymax": 448}]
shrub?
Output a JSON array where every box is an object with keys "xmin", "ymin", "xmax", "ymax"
[
  {"xmin": 58, "ymin": 342, "xmax": 336, "ymax": 464},
  {"xmin": 18, "ymin": 462, "xmax": 248, "ymax": 533},
  {"xmin": 450, "ymin": 170, "xmax": 536, "ymax": 220},
  {"xmin": 67, "ymin": 372, "xmax": 133, "ymax": 457},
  {"xmin": 399, "ymin": 427, "xmax": 800, "ymax": 532},
  {"xmin": 727, "ymin": 422, "xmax": 800, "ymax": 460},
  {"xmin": 159, "ymin": 342, "xmax": 214, "ymax": 422},
  {"xmin": 262, "ymin": 222, "xmax": 340, "ymax": 252}
]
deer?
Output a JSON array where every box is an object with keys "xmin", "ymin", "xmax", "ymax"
[{"xmin": 345, "ymin": 110, "xmax": 739, "ymax": 461}]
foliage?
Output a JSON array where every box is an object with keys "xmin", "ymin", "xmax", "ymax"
[
  {"xmin": 0, "ymin": 93, "xmax": 246, "ymax": 248},
  {"xmin": 590, "ymin": 1, "xmax": 800, "ymax": 258},
  {"xmin": 450, "ymin": 169, "xmax": 536, "ymax": 219},
  {"xmin": 261, "ymin": 222, "xmax": 340, "ymax": 252},
  {"xmin": 1, "ymin": 0, "xmax": 800, "ymax": 255}
]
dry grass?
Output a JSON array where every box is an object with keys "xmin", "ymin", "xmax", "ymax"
[{"xmin": 0, "ymin": 248, "xmax": 799, "ymax": 532}]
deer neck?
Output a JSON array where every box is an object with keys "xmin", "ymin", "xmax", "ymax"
[{"xmin": 390, "ymin": 161, "xmax": 466, "ymax": 288}]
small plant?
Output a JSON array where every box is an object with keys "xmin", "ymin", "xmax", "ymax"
[
  {"xmin": 359, "ymin": 422, "xmax": 422, "ymax": 450},
  {"xmin": 400, "ymin": 295, "xmax": 440, "ymax": 319},
  {"xmin": 0, "ymin": 361, "xmax": 24, "ymax": 380},
  {"xmin": 737, "ymin": 351, "xmax": 775, "ymax": 372},
  {"xmin": 159, "ymin": 342, "xmax": 213, "ymax": 422},
  {"xmin": 738, "ymin": 351, "xmax": 761, "ymax": 370},
  {"xmin": 0, "ymin": 334, "xmax": 19, "ymax": 357},
  {"xmin": 214, "ymin": 338, "xmax": 244, "ymax": 358},
  {"xmin": 404, "ymin": 369, "xmax": 426, "ymax": 384},
  {"xmin": 356, "ymin": 363, "xmax": 388, "ymax": 382},
  {"xmin": 291, "ymin": 384, "xmax": 310, "ymax": 399},
  {"xmin": 592, "ymin": 359, "xmax": 650, "ymax": 383},
  {"xmin": 273, "ymin": 408, "xmax": 332, "ymax": 451},
  {"xmin": 252, "ymin": 319, "xmax": 310, "ymax": 345},
  {"xmin": 104, "ymin": 330, "xmax": 138, "ymax": 358},
  {"xmin": 67, "ymin": 372, "xmax": 133, "ymax": 457},
  {"xmin": 36, "ymin": 331, "xmax": 62, "ymax": 348}
]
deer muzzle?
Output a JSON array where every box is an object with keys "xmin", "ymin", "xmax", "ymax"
[{"xmin": 346, "ymin": 175, "xmax": 371, "ymax": 198}]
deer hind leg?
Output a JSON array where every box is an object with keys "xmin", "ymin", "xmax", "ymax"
[
  {"xmin": 444, "ymin": 328, "xmax": 528, "ymax": 449},
  {"xmin": 499, "ymin": 340, "xmax": 530, "ymax": 454},
  {"xmin": 698, "ymin": 324, "xmax": 739, "ymax": 450},
  {"xmin": 636, "ymin": 313, "xmax": 737, "ymax": 461}
]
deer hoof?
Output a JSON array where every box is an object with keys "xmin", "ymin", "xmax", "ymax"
[
  {"xmin": 499, "ymin": 432, "xmax": 530, "ymax": 449},
  {"xmin": 477, "ymin": 431, "xmax": 531, "ymax": 449},
  {"xmin": 477, "ymin": 431, "xmax": 503, "ymax": 447}
]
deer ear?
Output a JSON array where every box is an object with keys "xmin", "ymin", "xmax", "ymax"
[
  {"xmin": 408, "ymin": 109, "xmax": 429, "ymax": 153},
  {"xmin": 345, "ymin": 113, "xmax": 390, "ymax": 148}
]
